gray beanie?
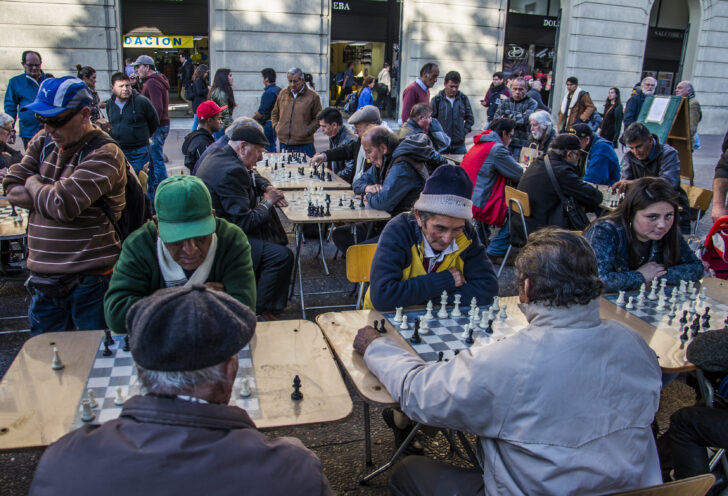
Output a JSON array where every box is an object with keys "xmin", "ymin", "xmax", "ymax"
[
  {"xmin": 126, "ymin": 285, "xmax": 257, "ymax": 371},
  {"xmin": 413, "ymin": 164, "xmax": 473, "ymax": 220}
]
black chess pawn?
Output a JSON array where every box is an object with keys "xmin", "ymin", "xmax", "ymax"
[
  {"xmin": 103, "ymin": 329, "xmax": 114, "ymax": 347},
  {"xmin": 123, "ymin": 335, "xmax": 130, "ymax": 352},
  {"xmin": 288, "ymin": 171, "xmax": 292, "ymax": 179},
  {"xmin": 454, "ymin": 349, "xmax": 460, "ymax": 355},
  {"xmin": 703, "ymin": 307, "xmax": 711, "ymax": 319},
  {"xmin": 339, "ymin": 197, "xmax": 343, "ymax": 207},
  {"xmin": 291, "ymin": 375, "xmax": 303, "ymax": 400},
  {"xmin": 373, "ymin": 320, "xmax": 378, "ymax": 331},
  {"xmin": 274, "ymin": 163, "xmax": 278, "ymax": 171},
  {"xmin": 680, "ymin": 310, "xmax": 688, "ymax": 324},
  {"xmin": 326, "ymin": 172, "xmax": 332, "ymax": 182},
  {"xmin": 265, "ymin": 159, "xmax": 269, "ymax": 167},
  {"xmin": 486, "ymin": 319, "xmax": 494, "ymax": 335},
  {"xmin": 349, "ymin": 199, "xmax": 355, "ymax": 210},
  {"xmin": 465, "ymin": 328, "xmax": 474, "ymax": 344},
  {"xmin": 680, "ymin": 326, "xmax": 689, "ymax": 342},
  {"xmin": 325, "ymin": 203, "xmax": 331, "ymax": 217},
  {"xmin": 102, "ymin": 340, "xmax": 112, "ymax": 357},
  {"xmin": 410, "ymin": 320, "xmax": 422, "ymax": 344},
  {"xmin": 309, "ymin": 170, "xmax": 314, "ymax": 178},
  {"xmin": 379, "ymin": 319, "xmax": 386, "ymax": 332},
  {"xmin": 437, "ymin": 351, "xmax": 444, "ymax": 362}
]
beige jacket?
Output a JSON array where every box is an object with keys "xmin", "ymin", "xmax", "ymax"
[{"xmin": 271, "ymin": 85, "xmax": 322, "ymax": 146}]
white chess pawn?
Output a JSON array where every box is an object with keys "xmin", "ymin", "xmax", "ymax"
[
  {"xmin": 656, "ymin": 296, "xmax": 666, "ymax": 311},
  {"xmin": 689, "ymin": 287, "xmax": 698, "ymax": 301},
  {"xmin": 460, "ymin": 323, "xmax": 471, "ymax": 340},
  {"xmin": 499, "ymin": 304, "xmax": 508, "ymax": 320},
  {"xmin": 87, "ymin": 389, "xmax": 98, "ymax": 409},
  {"xmin": 668, "ymin": 304, "xmax": 676, "ymax": 319},
  {"xmin": 660, "ymin": 278, "xmax": 667, "ymax": 290},
  {"xmin": 80, "ymin": 399, "xmax": 95, "ymax": 422},
  {"xmin": 393, "ymin": 307, "xmax": 403, "ymax": 323},
  {"xmin": 114, "ymin": 387, "xmax": 125, "ymax": 406},
  {"xmin": 701, "ymin": 286, "xmax": 707, "ymax": 299},
  {"xmin": 51, "ymin": 347, "xmax": 64, "ymax": 370},
  {"xmin": 639, "ymin": 282, "xmax": 646, "ymax": 297},
  {"xmin": 451, "ymin": 294, "xmax": 462, "ymax": 317},
  {"xmin": 626, "ymin": 296, "xmax": 635, "ymax": 309},
  {"xmin": 669, "ymin": 287, "xmax": 678, "ymax": 304},
  {"xmin": 616, "ymin": 291, "xmax": 626, "ymax": 305},
  {"xmin": 479, "ymin": 310, "xmax": 490, "ymax": 328},
  {"xmin": 424, "ymin": 301, "xmax": 434, "ymax": 320},
  {"xmin": 470, "ymin": 297, "xmax": 478, "ymax": 311},
  {"xmin": 399, "ymin": 315, "xmax": 409, "ymax": 330},
  {"xmin": 419, "ymin": 317, "xmax": 430, "ymax": 334},
  {"xmin": 688, "ymin": 280, "xmax": 695, "ymax": 292},
  {"xmin": 240, "ymin": 378, "xmax": 251, "ymax": 398},
  {"xmin": 472, "ymin": 305, "xmax": 480, "ymax": 322}
]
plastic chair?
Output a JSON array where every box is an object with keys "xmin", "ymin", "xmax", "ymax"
[
  {"xmin": 604, "ymin": 473, "xmax": 715, "ymax": 495},
  {"xmin": 346, "ymin": 243, "xmax": 377, "ymax": 310},
  {"xmin": 497, "ymin": 186, "xmax": 530, "ymax": 278}
]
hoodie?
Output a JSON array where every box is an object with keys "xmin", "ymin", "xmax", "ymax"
[
  {"xmin": 141, "ymin": 72, "xmax": 170, "ymax": 126},
  {"xmin": 105, "ymin": 92, "xmax": 159, "ymax": 150}
]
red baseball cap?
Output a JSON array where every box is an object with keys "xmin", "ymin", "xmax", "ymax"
[{"xmin": 196, "ymin": 100, "xmax": 227, "ymax": 120}]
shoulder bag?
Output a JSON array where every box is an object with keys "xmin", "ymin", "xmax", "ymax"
[{"xmin": 544, "ymin": 156, "xmax": 590, "ymax": 231}]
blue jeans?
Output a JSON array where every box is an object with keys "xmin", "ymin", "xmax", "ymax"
[
  {"xmin": 123, "ymin": 145, "xmax": 150, "ymax": 175},
  {"xmin": 29, "ymin": 274, "xmax": 110, "ymax": 336},
  {"xmin": 280, "ymin": 143, "xmax": 315, "ymax": 157},
  {"xmin": 149, "ymin": 125, "xmax": 169, "ymax": 192},
  {"xmin": 191, "ymin": 114, "xmax": 199, "ymax": 131},
  {"xmin": 445, "ymin": 144, "xmax": 467, "ymax": 154},
  {"xmin": 264, "ymin": 121, "xmax": 277, "ymax": 152},
  {"xmin": 486, "ymin": 218, "xmax": 510, "ymax": 256}
]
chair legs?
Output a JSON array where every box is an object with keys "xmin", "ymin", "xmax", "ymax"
[{"xmin": 497, "ymin": 245, "xmax": 512, "ymax": 278}]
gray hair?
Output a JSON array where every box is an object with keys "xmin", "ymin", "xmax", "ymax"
[
  {"xmin": 679, "ymin": 80, "xmax": 694, "ymax": 93},
  {"xmin": 529, "ymin": 110, "xmax": 553, "ymax": 133},
  {"xmin": 0, "ymin": 112, "xmax": 13, "ymax": 128},
  {"xmin": 225, "ymin": 116, "xmax": 263, "ymax": 138},
  {"xmin": 287, "ymin": 67, "xmax": 304, "ymax": 79},
  {"xmin": 136, "ymin": 361, "xmax": 229, "ymax": 396},
  {"xmin": 641, "ymin": 76, "xmax": 657, "ymax": 86}
]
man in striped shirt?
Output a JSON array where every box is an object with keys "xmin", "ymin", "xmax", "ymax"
[{"xmin": 3, "ymin": 77, "xmax": 126, "ymax": 335}]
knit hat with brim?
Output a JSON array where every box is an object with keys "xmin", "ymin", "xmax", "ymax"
[{"xmin": 413, "ymin": 165, "xmax": 473, "ymax": 220}]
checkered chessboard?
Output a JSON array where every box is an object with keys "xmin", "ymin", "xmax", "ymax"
[
  {"xmin": 603, "ymin": 288, "xmax": 728, "ymax": 338},
  {"xmin": 0, "ymin": 204, "xmax": 27, "ymax": 226},
  {"xmin": 71, "ymin": 335, "xmax": 261, "ymax": 429},
  {"xmin": 382, "ymin": 304, "xmax": 525, "ymax": 363}
]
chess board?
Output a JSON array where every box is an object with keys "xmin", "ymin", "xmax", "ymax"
[
  {"xmin": 603, "ymin": 289, "xmax": 728, "ymax": 338},
  {"xmin": 597, "ymin": 185, "xmax": 624, "ymax": 211},
  {"xmin": 382, "ymin": 304, "xmax": 525, "ymax": 362},
  {"xmin": 0, "ymin": 205, "xmax": 28, "ymax": 239},
  {"xmin": 259, "ymin": 152, "xmax": 309, "ymax": 166},
  {"xmin": 71, "ymin": 335, "xmax": 261, "ymax": 429}
]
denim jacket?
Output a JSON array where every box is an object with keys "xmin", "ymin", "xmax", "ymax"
[{"xmin": 584, "ymin": 219, "xmax": 703, "ymax": 293}]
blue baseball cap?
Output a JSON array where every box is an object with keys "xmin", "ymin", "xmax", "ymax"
[{"xmin": 23, "ymin": 76, "xmax": 93, "ymax": 117}]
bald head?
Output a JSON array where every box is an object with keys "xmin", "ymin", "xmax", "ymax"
[{"xmin": 675, "ymin": 81, "xmax": 694, "ymax": 97}]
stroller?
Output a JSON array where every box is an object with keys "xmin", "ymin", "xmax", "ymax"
[{"xmin": 701, "ymin": 215, "xmax": 728, "ymax": 279}]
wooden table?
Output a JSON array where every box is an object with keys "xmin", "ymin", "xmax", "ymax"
[
  {"xmin": 257, "ymin": 164, "xmax": 350, "ymax": 190},
  {"xmin": 0, "ymin": 201, "xmax": 27, "ymax": 241},
  {"xmin": 0, "ymin": 320, "xmax": 353, "ymax": 450},
  {"xmin": 278, "ymin": 193, "xmax": 390, "ymax": 318}
]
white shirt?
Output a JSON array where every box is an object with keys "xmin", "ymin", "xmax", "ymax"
[{"xmin": 422, "ymin": 236, "xmax": 458, "ymax": 273}]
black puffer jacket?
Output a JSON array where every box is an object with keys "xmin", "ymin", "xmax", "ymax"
[{"xmin": 105, "ymin": 92, "xmax": 159, "ymax": 150}]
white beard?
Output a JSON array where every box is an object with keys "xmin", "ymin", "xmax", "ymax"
[
  {"xmin": 531, "ymin": 128, "xmax": 544, "ymax": 140},
  {"xmin": 643, "ymin": 88, "xmax": 656, "ymax": 96}
]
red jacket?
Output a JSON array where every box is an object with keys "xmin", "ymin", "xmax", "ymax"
[{"xmin": 142, "ymin": 72, "xmax": 170, "ymax": 126}]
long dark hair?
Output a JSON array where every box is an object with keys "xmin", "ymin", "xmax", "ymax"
[
  {"xmin": 209, "ymin": 68, "xmax": 236, "ymax": 111},
  {"xmin": 604, "ymin": 87, "xmax": 621, "ymax": 109},
  {"xmin": 601, "ymin": 177, "xmax": 681, "ymax": 268},
  {"xmin": 192, "ymin": 64, "xmax": 208, "ymax": 82}
]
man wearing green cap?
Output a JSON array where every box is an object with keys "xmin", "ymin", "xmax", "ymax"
[{"xmin": 104, "ymin": 175, "xmax": 256, "ymax": 333}]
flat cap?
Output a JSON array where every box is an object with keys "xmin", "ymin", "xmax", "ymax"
[
  {"xmin": 348, "ymin": 105, "xmax": 381, "ymax": 125},
  {"xmin": 126, "ymin": 285, "xmax": 257, "ymax": 371},
  {"xmin": 231, "ymin": 126, "xmax": 269, "ymax": 146}
]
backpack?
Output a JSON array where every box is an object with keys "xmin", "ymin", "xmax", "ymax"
[
  {"xmin": 39, "ymin": 133, "xmax": 152, "ymax": 241},
  {"xmin": 344, "ymin": 91, "xmax": 358, "ymax": 114},
  {"xmin": 181, "ymin": 129, "xmax": 211, "ymax": 171},
  {"xmin": 184, "ymin": 79, "xmax": 196, "ymax": 101}
]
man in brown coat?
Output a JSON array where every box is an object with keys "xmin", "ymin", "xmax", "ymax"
[
  {"xmin": 271, "ymin": 67, "xmax": 322, "ymax": 157},
  {"xmin": 558, "ymin": 76, "xmax": 595, "ymax": 132},
  {"xmin": 30, "ymin": 285, "xmax": 334, "ymax": 496}
]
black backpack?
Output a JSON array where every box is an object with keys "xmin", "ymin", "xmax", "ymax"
[
  {"xmin": 181, "ymin": 129, "xmax": 213, "ymax": 171},
  {"xmin": 184, "ymin": 79, "xmax": 196, "ymax": 101},
  {"xmin": 39, "ymin": 133, "xmax": 152, "ymax": 241}
]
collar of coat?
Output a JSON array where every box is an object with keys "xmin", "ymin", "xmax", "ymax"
[{"xmin": 519, "ymin": 298, "xmax": 602, "ymax": 329}]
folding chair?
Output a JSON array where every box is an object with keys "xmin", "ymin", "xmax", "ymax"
[
  {"xmin": 695, "ymin": 369, "xmax": 728, "ymax": 476},
  {"xmin": 497, "ymin": 186, "xmax": 530, "ymax": 278},
  {"xmin": 604, "ymin": 473, "xmax": 715, "ymax": 496},
  {"xmin": 681, "ymin": 184, "xmax": 713, "ymax": 234},
  {"xmin": 346, "ymin": 243, "xmax": 377, "ymax": 310}
]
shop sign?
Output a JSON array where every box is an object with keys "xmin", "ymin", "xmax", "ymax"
[
  {"xmin": 123, "ymin": 35, "xmax": 194, "ymax": 49},
  {"xmin": 333, "ymin": 1, "xmax": 350, "ymax": 10},
  {"xmin": 650, "ymin": 28, "xmax": 684, "ymax": 40}
]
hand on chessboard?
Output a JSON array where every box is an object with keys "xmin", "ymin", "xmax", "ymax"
[{"xmin": 637, "ymin": 261, "xmax": 666, "ymax": 283}]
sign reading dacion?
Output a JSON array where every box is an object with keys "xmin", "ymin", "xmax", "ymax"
[{"xmin": 123, "ymin": 35, "xmax": 194, "ymax": 49}]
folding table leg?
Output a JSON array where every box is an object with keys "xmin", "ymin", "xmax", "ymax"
[
  {"xmin": 360, "ymin": 423, "xmax": 422, "ymax": 484},
  {"xmin": 363, "ymin": 403, "xmax": 372, "ymax": 466}
]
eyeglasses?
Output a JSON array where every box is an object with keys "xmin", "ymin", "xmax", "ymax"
[
  {"xmin": 24, "ymin": 63, "xmax": 41, "ymax": 68},
  {"xmin": 35, "ymin": 110, "xmax": 80, "ymax": 128}
]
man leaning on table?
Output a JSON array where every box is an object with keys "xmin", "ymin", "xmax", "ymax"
[
  {"xmin": 364, "ymin": 164, "xmax": 497, "ymax": 311},
  {"xmin": 104, "ymin": 175, "xmax": 256, "ymax": 333},
  {"xmin": 32, "ymin": 285, "xmax": 334, "ymax": 496},
  {"xmin": 355, "ymin": 228, "xmax": 662, "ymax": 496}
]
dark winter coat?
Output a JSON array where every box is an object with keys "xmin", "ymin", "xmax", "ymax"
[
  {"xmin": 430, "ymin": 90, "xmax": 474, "ymax": 146},
  {"xmin": 181, "ymin": 128, "xmax": 215, "ymax": 171},
  {"xmin": 484, "ymin": 83, "xmax": 511, "ymax": 121},
  {"xmin": 141, "ymin": 72, "xmax": 170, "ymax": 126},
  {"xmin": 623, "ymin": 91, "xmax": 646, "ymax": 129},
  {"xmin": 105, "ymin": 92, "xmax": 159, "ymax": 150},
  {"xmin": 493, "ymin": 97, "xmax": 538, "ymax": 152}
]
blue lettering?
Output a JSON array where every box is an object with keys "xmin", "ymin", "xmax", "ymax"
[
  {"xmin": 134, "ymin": 37, "xmax": 142, "ymax": 46},
  {"xmin": 163, "ymin": 38, "xmax": 170, "ymax": 46},
  {"xmin": 173, "ymin": 37, "xmax": 182, "ymax": 46},
  {"xmin": 124, "ymin": 36, "xmax": 131, "ymax": 45},
  {"xmin": 145, "ymin": 36, "xmax": 152, "ymax": 45}
]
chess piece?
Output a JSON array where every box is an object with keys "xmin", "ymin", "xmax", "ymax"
[
  {"xmin": 104, "ymin": 329, "xmax": 114, "ymax": 347},
  {"xmin": 438, "ymin": 291, "xmax": 449, "ymax": 318},
  {"xmin": 437, "ymin": 351, "xmax": 444, "ymax": 362},
  {"xmin": 680, "ymin": 326, "xmax": 689, "ymax": 342},
  {"xmin": 485, "ymin": 319, "xmax": 494, "ymax": 335},
  {"xmin": 465, "ymin": 328, "xmax": 474, "ymax": 345},
  {"xmin": 492, "ymin": 296, "xmax": 500, "ymax": 311},
  {"xmin": 123, "ymin": 335, "xmax": 130, "ymax": 352},
  {"xmin": 359, "ymin": 195, "xmax": 365, "ymax": 209},
  {"xmin": 393, "ymin": 307, "xmax": 403, "ymax": 322},
  {"xmin": 349, "ymin": 199, "xmax": 355, "ymax": 210},
  {"xmin": 291, "ymin": 375, "xmax": 303, "ymax": 400},
  {"xmin": 339, "ymin": 197, "xmax": 343, "ymax": 207},
  {"xmin": 479, "ymin": 310, "xmax": 490, "ymax": 328},
  {"xmin": 668, "ymin": 304, "xmax": 676, "ymax": 319},
  {"xmin": 240, "ymin": 378, "xmax": 251, "ymax": 398},
  {"xmin": 325, "ymin": 203, "xmax": 331, "ymax": 217},
  {"xmin": 451, "ymin": 294, "xmax": 462, "ymax": 317},
  {"xmin": 680, "ymin": 310, "xmax": 688, "ymax": 324},
  {"xmin": 625, "ymin": 296, "xmax": 635, "ymax": 309},
  {"xmin": 656, "ymin": 296, "xmax": 666, "ymax": 311},
  {"xmin": 410, "ymin": 322, "xmax": 422, "ymax": 344},
  {"xmin": 102, "ymin": 339, "xmax": 112, "ymax": 357},
  {"xmin": 87, "ymin": 389, "xmax": 98, "ymax": 409},
  {"xmin": 399, "ymin": 315, "xmax": 409, "ymax": 330},
  {"xmin": 80, "ymin": 399, "xmax": 96, "ymax": 422},
  {"xmin": 616, "ymin": 291, "xmax": 626, "ymax": 305},
  {"xmin": 52, "ymin": 347, "xmax": 65, "ymax": 370},
  {"xmin": 701, "ymin": 286, "xmax": 707, "ymax": 299},
  {"xmin": 689, "ymin": 287, "xmax": 698, "ymax": 300},
  {"xmin": 424, "ymin": 300, "xmax": 434, "ymax": 320},
  {"xmin": 419, "ymin": 316, "xmax": 430, "ymax": 334},
  {"xmin": 669, "ymin": 287, "xmax": 678, "ymax": 304},
  {"xmin": 499, "ymin": 304, "xmax": 508, "ymax": 320},
  {"xmin": 373, "ymin": 320, "xmax": 378, "ymax": 332},
  {"xmin": 647, "ymin": 284, "xmax": 657, "ymax": 300},
  {"xmin": 114, "ymin": 387, "xmax": 125, "ymax": 406},
  {"xmin": 639, "ymin": 282, "xmax": 646, "ymax": 297}
]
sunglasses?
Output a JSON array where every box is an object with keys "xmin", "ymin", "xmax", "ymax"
[{"xmin": 35, "ymin": 110, "xmax": 80, "ymax": 128}]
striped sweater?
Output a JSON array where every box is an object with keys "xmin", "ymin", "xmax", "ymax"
[{"xmin": 3, "ymin": 129, "xmax": 126, "ymax": 274}]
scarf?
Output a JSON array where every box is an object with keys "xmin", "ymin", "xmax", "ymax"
[
  {"xmin": 156, "ymin": 233, "xmax": 218, "ymax": 287},
  {"xmin": 560, "ymin": 87, "xmax": 584, "ymax": 114}
]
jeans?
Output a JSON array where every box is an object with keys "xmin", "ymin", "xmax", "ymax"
[
  {"xmin": 389, "ymin": 456, "xmax": 484, "ymax": 496},
  {"xmin": 123, "ymin": 145, "xmax": 151, "ymax": 175},
  {"xmin": 445, "ymin": 144, "xmax": 467, "ymax": 154},
  {"xmin": 264, "ymin": 121, "xmax": 277, "ymax": 152},
  {"xmin": 486, "ymin": 218, "xmax": 510, "ymax": 256},
  {"xmin": 280, "ymin": 143, "xmax": 315, "ymax": 158},
  {"xmin": 667, "ymin": 406, "xmax": 728, "ymax": 479},
  {"xmin": 248, "ymin": 237, "xmax": 293, "ymax": 314},
  {"xmin": 149, "ymin": 125, "xmax": 169, "ymax": 193},
  {"xmin": 29, "ymin": 274, "xmax": 110, "ymax": 336},
  {"xmin": 191, "ymin": 114, "xmax": 199, "ymax": 131}
]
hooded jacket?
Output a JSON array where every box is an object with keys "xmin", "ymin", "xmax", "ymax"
[
  {"xmin": 430, "ymin": 90, "xmax": 474, "ymax": 146},
  {"xmin": 493, "ymin": 97, "xmax": 538, "ymax": 151},
  {"xmin": 141, "ymin": 72, "xmax": 170, "ymax": 126},
  {"xmin": 30, "ymin": 395, "xmax": 334, "ymax": 496},
  {"xmin": 583, "ymin": 135, "xmax": 620, "ymax": 186},
  {"xmin": 365, "ymin": 212, "xmax": 497, "ymax": 310},
  {"xmin": 623, "ymin": 90, "xmax": 646, "ymax": 129},
  {"xmin": 106, "ymin": 92, "xmax": 159, "ymax": 150},
  {"xmin": 364, "ymin": 299, "xmax": 662, "ymax": 495}
]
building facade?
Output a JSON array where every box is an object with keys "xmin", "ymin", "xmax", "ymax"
[{"xmin": 1, "ymin": 0, "xmax": 725, "ymax": 134}]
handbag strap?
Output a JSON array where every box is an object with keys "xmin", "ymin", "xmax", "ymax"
[{"xmin": 543, "ymin": 156, "xmax": 570, "ymax": 207}]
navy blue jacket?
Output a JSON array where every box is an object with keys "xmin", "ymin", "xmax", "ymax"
[
  {"xmin": 4, "ymin": 72, "xmax": 50, "ymax": 139},
  {"xmin": 623, "ymin": 91, "xmax": 646, "ymax": 129},
  {"xmin": 584, "ymin": 219, "xmax": 703, "ymax": 293},
  {"xmin": 368, "ymin": 212, "xmax": 497, "ymax": 310},
  {"xmin": 430, "ymin": 90, "xmax": 474, "ymax": 146},
  {"xmin": 583, "ymin": 135, "xmax": 620, "ymax": 186},
  {"xmin": 257, "ymin": 84, "xmax": 281, "ymax": 122}
]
